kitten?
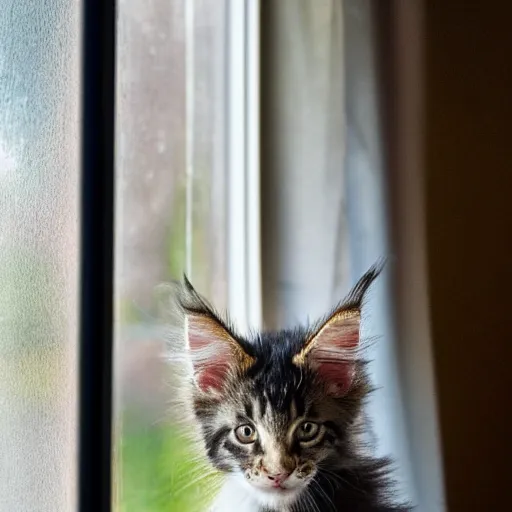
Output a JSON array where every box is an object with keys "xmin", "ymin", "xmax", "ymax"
[{"xmin": 174, "ymin": 264, "xmax": 411, "ymax": 512}]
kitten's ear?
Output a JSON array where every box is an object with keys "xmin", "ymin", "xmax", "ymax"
[
  {"xmin": 181, "ymin": 277, "xmax": 254, "ymax": 393},
  {"xmin": 293, "ymin": 309, "xmax": 360, "ymax": 396},
  {"xmin": 293, "ymin": 263, "xmax": 383, "ymax": 396}
]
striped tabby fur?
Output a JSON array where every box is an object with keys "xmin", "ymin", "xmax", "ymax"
[{"xmin": 172, "ymin": 263, "xmax": 411, "ymax": 512}]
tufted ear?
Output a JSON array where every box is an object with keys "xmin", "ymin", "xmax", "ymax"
[
  {"xmin": 292, "ymin": 263, "xmax": 382, "ymax": 396},
  {"xmin": 293, "ymin": 309, "xmax": 360, "ymax": 396},
  {"xmin": 180, "ymin": 276, "xmax": 254, "ymax": 393},
  {"xmin": 186, "ymin": 313, "xmax": 254, "ymax": 392}
]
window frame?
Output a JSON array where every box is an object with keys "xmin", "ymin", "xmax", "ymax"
[
  {"xmin": 225, "ymin": 0, "xmax": 262, "ymax": 334},
  {"xmin": 78, "ymin": 1, "xmax": 262, "ymax": 510},
  {"xmin": 78, "ymin": 0, "xmax": 116, "ymax": 511}
]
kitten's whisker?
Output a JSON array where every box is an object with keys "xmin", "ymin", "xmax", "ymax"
[
  {"xmin": 305, "ymin": 487, "xmax": 322, "ymax": 512},
  {"xmin": 311, "ymin": 477, "xmax": 336, "ymax": 512},
  {"xmin": 317, "ymin": 471, "xmax": 338, "ymax": 494},
  {"xmin": 172, "ymin": 471, "xmax": 218, "ymax": 497},
  {"xmin": 172, "ymin": 464, "xmax": 216, "ymax": 482},
  {"xmin": 320, "ymin": 465, "xmax": 367, "ymax": 496},
  {"xmin": 318, "ymin": 465, "xmax": 354, "ymax": 489}
]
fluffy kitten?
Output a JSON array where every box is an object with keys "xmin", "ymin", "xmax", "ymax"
[{"xmin": 174, "ymin": 264, "xmax": 410, "ymax": 512}]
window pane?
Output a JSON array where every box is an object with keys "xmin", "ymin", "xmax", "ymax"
[
  {"xmin": 0, "ymin": 1, "xmax": 80, "ymax": 511},
  {"xmin": 114, "ymin": 1, "xmax": 228, "ymax": 510}
]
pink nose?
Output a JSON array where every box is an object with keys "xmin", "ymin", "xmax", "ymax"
[{"xmin": 261, "ymin": 467, "xmax": 290, "ymax": 486}]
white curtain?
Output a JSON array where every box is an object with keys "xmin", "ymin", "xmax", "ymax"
[
  {"xmin": 261, "ymin": 0, "xmax": 416, "ymax": 506},
  {"xmin": 261, "ymin": 0, "xmax": 350, "ymax": 327}
]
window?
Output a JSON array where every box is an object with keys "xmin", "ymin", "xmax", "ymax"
[
  {"xmin": 114, "ymin": 1, "xmax": 260, "ymax": 510},
  {"xmin": 0, "ymin": 1, "xmax": 80, "ymax": 510},
  {"xmin": 0, "ymin": 1, "xmax": 443, "ymax": 511}
]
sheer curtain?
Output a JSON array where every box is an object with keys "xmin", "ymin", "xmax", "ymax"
[
  {"xmin": 261, "ymin": 0, "xmax": 349, "ymax": 328},
  {"xmin": 342, "ymin": 0, "xmax": 415, "ymax": 502},
  {"xmin": 262, "ymin": 0, "xmax": 416, "ymax": 505}
]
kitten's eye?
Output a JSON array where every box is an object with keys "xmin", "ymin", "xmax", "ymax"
[
  {"xmin": 235, "ymin": 424, "xmax": 258, "ymax": 444},
  {"xmin": 296, "ymin": 421, "xmax": 320, "ymax": 442}
]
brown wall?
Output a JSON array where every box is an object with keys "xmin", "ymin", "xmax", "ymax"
[{"xmin": 424, "ymin": 2, "xmax": 512, "ymax": 510}]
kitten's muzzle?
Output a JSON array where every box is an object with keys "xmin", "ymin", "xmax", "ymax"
[
  {"xmin": 245, "ymin": 462, "xmax": 315, "ymax": 491},
  {"xmin": 261, "ymin": 468, "xmax": 290, "ymax": 488}
]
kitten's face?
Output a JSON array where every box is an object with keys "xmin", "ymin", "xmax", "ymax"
[
  {"xmin": 194, "ymin": 340, "xmax": 363, "ymax": 508},
  {"xmin": 180, "ymin": 266, "xmax": 379, "ymax": 508}
]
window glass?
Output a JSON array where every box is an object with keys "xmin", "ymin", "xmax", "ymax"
[
  {"xmin": 0, "ymin": 1, "xmax": 80, "ymax": 510},
  {"xmin": 114, "ymin": 1, "xmax": 228, "ymax": 510}
]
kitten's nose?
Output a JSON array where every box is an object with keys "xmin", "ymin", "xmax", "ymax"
[{"xmin": 262, "ymin": 467, "xmax": 290, "ymax": 485}]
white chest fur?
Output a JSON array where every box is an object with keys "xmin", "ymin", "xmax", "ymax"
[
  {"xmin": 209, "ymin": 476, "xmax": 292, "ymax": 512},
  {"xmin": 209, "ymin": 478, "xmax": 259, "ymax": 512}
]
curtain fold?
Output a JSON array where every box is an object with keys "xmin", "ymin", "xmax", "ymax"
[
  {"xmin": 342, "ymin": 0, "xmax": 415, "ymax": 503},
  {"xmin": 261, "ymin": 0, "xmax": 416, "ymax": 505},
  {"xmin": 261, "ymin": 0, "xmax": 350, "ymax": 329}
]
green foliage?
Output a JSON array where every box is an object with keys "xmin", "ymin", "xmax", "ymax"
[
  {"xmin": 118, "ymin": 413, "xmax": 220, "ymax": 512},
  {"xmin": 119, "ymin": 168, "xmax": 220, "ymax": 511}
]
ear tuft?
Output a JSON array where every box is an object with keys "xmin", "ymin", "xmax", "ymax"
[
  {"xmin": 179, "ymin": 277, "xmax": 254, "ymax": 393},
  {"xmin": 342, "ymin": 259, "xmax": 385, "ymax": 310},
  {"xmin": 293, "ymin": 310, "xmax": 360, "ymax": 396},
  {"xmin": 187, "ymin": 314, "xmax": 236, "ymax": 392},
  {"xmin": 293, "ymin": 262, "xmax": 383, "ymax": 396}
]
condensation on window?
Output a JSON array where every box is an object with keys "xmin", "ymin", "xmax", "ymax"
[{"xmin": 0, "ymin": 1, "xmax": 80, "ymax": 511}]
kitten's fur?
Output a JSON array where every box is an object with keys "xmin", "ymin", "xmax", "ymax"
[{"xmin": 172, "ymin": 264, "xmax": 410, "ymax": 512}]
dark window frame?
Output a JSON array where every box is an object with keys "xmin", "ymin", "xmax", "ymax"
[{"xmin": 78, "ymin": 0, "xmax": 116, "ymax": 511}]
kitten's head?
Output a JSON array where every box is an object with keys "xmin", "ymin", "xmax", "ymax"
[{"xmin": 178, "ymin": 265, "xmax": 381, "ymax": 509}]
